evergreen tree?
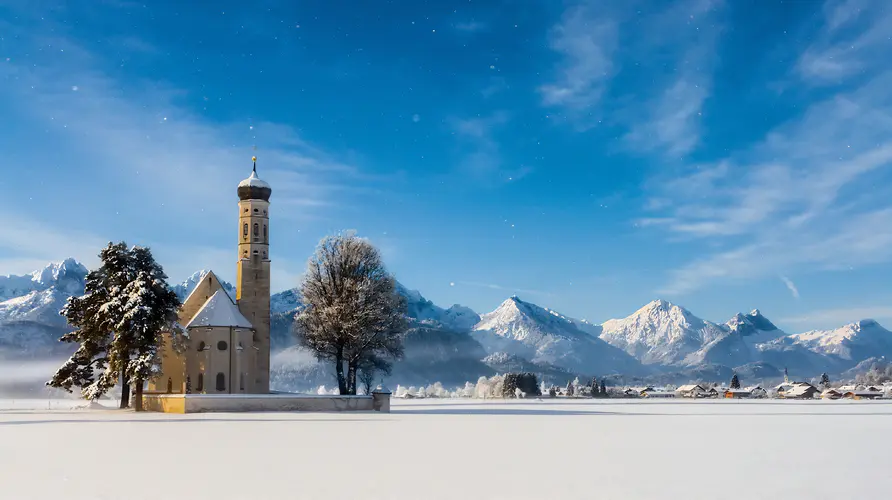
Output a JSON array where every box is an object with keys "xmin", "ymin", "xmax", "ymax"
[
  {"xmin": 590, "ymin": 377, "xmax": 599, "ymax": 397},
  {"xmin": 820, "ymin": 372, "xmax": 830, "ymax": 388},
  {"xmin": 600, "ymin": 379, "xmax": 607, "ymax": 397},
  {"xmin": 113, "ymin": 246, "xmax": 182, "ymax": 411},
  {"xmin": 730, "ymin": 373, "xmax": 740, "ymax": 389},
  {"xmin": 502, "ymin": 373, "xmax": 520, "ymax": 398},
  {"xmin": 565, "ymin": 380, "xmax": 574, "ymax": 397},
  {"xmin": 47, "ymin": 243, "xmax": 181, "ymax": 409}
]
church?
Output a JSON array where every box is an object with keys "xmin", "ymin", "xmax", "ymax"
[
  {"xmin": 142, "ymin": 159, "xmax": 390, "ymax": 413},
  {"xmin": 149, "ymin": 158, "xmax": 272, "ymax": 395}
]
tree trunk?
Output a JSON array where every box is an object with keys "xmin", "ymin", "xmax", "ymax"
[
  {"xmin": 346, "ymin": 361, "xmax": 357, "ymax": 395},
  {"xmin": 334, "ymin": 349, "xmax": 348, "ymax": 395},
  {"xmin": 134, "ymin": 378, "xmax": 144, "ymax": 412},
  {"xmin": 120, "ymin": 370, "xmax": 131, "ymax": 409}
]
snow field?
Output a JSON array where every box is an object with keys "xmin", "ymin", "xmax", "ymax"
[{"xmin": 1, "ymin": 398, "xmax": 891, "ymax": 499}]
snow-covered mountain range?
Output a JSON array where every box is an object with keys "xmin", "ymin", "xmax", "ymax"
[{"xmin": 4, "ymin": 259, "xmax": 892, "ymax": 390}]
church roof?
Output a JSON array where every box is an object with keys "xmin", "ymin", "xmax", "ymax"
[
  {"xmin": 186, "ymin": 289, "xmax": 253, "ymax": 329},
  {"xmin": 237, "ymin": 161, "xmax": 272, "ymax": 201},
  {"xmin": 238, "ymin": 168, "xmax": 270, "ymax": 190}
]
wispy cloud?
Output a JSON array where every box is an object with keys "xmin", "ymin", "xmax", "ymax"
[
  {"xmin": 539, "ymin": 3, "xmax": 617, "ymax": 113},
  {"xmin": 0, "ymin": 12, "xmax": 380, "ymax": 285},
  {"xmin": 540, "ymin": 0, "xmax": 722, "ymax": 154},
  {"xmin": 450, "ymin": 112, "xmax": 531, "ymax": 183},
  {"xmin": 796, "ymin": 0, "xmax": 892, "ymax": 84},
  {"xmin": 454, "ymin": 21, "xmax": 487, "ymax": 34},
  {"xmin": 458, "ymin": 281, "xmax": 553, "ymax": 299},
  {"xmin": 620, "ymin": 0, "xmax": 723, "ymax": 156},
  {"xmin": 780, "ymin": 305, "xmax": 892, "ymax": 327},
  {"xmin": 0, "ymin": 215, "xmax": 108, "ymax": 275},
  {"xmin": 780, "ymin": 276, "xmax": 800, "ymax": 299},
  {"xmin": 649, "ymin": 10, "xmax": 892, "ymax": 296}
]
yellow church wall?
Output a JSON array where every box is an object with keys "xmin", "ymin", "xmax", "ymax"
[
  {"xmin": 142, "ymin": 393, "xmax": 186, "ymax": 413},
  {"xmin": 148, "ymin": 272, "xmax": 227, "ymax": 393}
]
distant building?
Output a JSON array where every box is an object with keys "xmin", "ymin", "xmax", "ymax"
[
  {"xmin": 641, "ymin": 390, "xmax": 676, "ymax": 398},
  {"xmin": 724, "ymin": 389, "xmax": 751, "ymax": 399},
  {"xmin": 780, "ymin": 382, "xmax": 819, "ymax": 399},
  {"xmin": 843, "ymin": 391, "xmax": 884, "ymax": 400},
  {"xmin": 745, "ymin": 386, "xmax": 767, "ymax": 399},
  {"xmin": 676, "ymin": 384, "xmax": 706, "ymax": 398},
  {"xmin": 821, "ymin": 389, "xmax": 842, "ymax": 400}
]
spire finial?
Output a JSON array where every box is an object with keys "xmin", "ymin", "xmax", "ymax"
[{"xmin": 252, "ymin": 156, "xmax": 257, "ymax": 174}]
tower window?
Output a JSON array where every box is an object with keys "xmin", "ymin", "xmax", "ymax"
[
  {"xmin": 197, "ymin": 373, "xmax": 204, "ymax": 392},
  {"xmin": 263, "ymin": 210, "xmax": 267, "ymax": 215},
  {"xmin": 243, "ymin": 223, "xmax": 248, "ymax": 238},
  {"xmin": 244, "ymin": 208, "xmax": 248, "ymax": 213},
  {"xmin": 263, "ymin": 225, "xmax": 267, "ymax": 242},
  {"xmin": 197, "ymin": 341, "xmax": 206, "ymax": 352},
  {"xmin": 216, "ymin": 373, "xmax": 226, "ymax": 392},
  {"xmin": 254, "ymin": 208, "xmax": 259, "ymax": 213},
  {"xmin": 240, "ymin": 373, "xmax": 245, "ymax": 391},
  {"xmin": 217, "ymin": 341, "xmax": 228, "ymax": 351},
  {"xmin": 253, "ymin": 223, "xmax": 259, "ymax": 241}
]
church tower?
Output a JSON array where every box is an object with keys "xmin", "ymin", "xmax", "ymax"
[{"xmin": 236, "ymin": 157, "xmax": 272, "ymax": 393}]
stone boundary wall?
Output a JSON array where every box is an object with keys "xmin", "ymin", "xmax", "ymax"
[{"xmin": 142, "ymin": 392, "xmax": 391, "ymax": 414}]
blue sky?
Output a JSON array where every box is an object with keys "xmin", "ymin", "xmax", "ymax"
[{"xmin": 2, "ymin": 0, "xmax": 892, "ymax": 331}]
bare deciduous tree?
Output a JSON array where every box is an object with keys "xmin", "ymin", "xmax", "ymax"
[{"xmin": 294, "ymin": 232, "xmax": 408, "ymax": 395}]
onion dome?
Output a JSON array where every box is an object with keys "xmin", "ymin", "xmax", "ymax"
[{"xmin": 237, "ymin": 157, "xmax": 272, "ymax": 201}]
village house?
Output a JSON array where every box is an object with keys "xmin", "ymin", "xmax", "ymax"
[
  {"xmin": 780, "ymin": 382, "xmax": 820, "ymax": 399},
  {"xmin": 745, "ymin": 386, "xmax": 768, "ymax": 398},
  {"xmin": 821, "ymin": 389, "xmax": 843, "ymax": 400},
  {"xmin": 676, "ymin": 384, "xmax": 706, "ymax": 398},
  {"xmin": 724, "ymin": 389, "xmax": 751, "ymax": 399},
  {"xmin": 641, "ymin": 389, "xmax": 676, "ymax": 398},
  {"xmin": 843, "ymin": 391, "xmax": 885, "ymax": 400}
]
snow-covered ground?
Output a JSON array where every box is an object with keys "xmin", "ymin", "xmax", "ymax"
[{"xmin": 1, "ymin": 398, "xmax": 890, "ymax": 499}]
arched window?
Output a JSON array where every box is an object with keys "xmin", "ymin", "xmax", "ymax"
[
  {"xmin": 217, "ymin": 341, "xmax": 228, "ymax": 351},
  {"xmin": 166, "ymin": 377, "xmax": 173, "ymax": 394},
  {"xmin": 253, "ymin": 223, "xmax": 259, "ymax": 241},
  {"xmin": 197, "ymin": 341, "xmax": 206, "ymax": 352},
  {"xmin": 243, "ymin": 223, "xmax": 248, "ymax": 238},
  {"xmin": 263, "ymin": 225, "xmax": 267, "ymax": 242},
  {"xmin": 216, "ymin": 373, "xmax": 226, "ymax": 392},
  {"xmin": 240, "ymin": 373, "xmax": 245, "ymax": 391},
  {"xmin": 253, "ymin": 208, "xmax": 259, "ymax": 213},
  {"xmin": 197, "ymin": 373, "xmax": 204, "ymax": 392}
]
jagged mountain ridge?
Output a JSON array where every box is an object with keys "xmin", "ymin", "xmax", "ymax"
[
  {"xmin": 472, "ymin": 296, "xmax": 644, "ymax": 375},
  {"xmin": 599, "ymin": 300, "xmax": 727, "ymax": 366},
  {"xmin": 4, "ymin": 259, "xmax": 892, "ymax": 386}
]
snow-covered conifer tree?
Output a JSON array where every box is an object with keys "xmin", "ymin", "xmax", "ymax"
[
  {"xmin": 730, "ymin": 373, "xmax": 740, "ymax": 389},
  {"xmin": 47, "ymin": 242, "xmax": 181, "ymax": 409}
]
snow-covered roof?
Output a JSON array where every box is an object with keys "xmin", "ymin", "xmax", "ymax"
[
  {"xmin": 186, "ymin": 290, "xmax": 253, "ymax": 329},
  {"xmin": 238, "ymin": 169, "xmax": 270, "ymax": 189},
  {"xmin": 677, "ymin": 384, "xmax": 705, "ymax": 392}
]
